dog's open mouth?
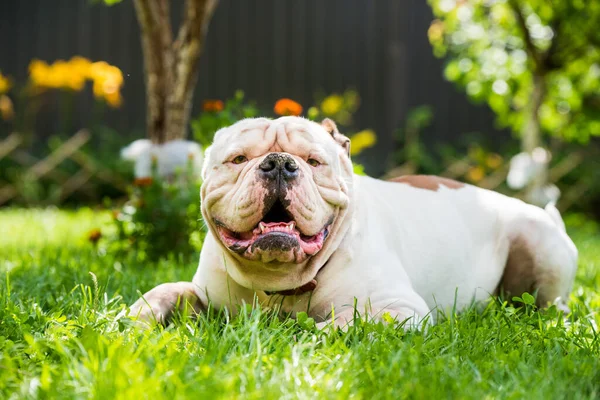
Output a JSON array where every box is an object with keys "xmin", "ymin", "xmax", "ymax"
[{"xmin": 215, "ymin": 200, "xmax": 330, "ymax": 263}]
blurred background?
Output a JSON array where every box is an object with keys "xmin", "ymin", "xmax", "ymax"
[
  {"xmin": 0, "ymin": 0, "xmax": 505, "ymax": 169},
  {"xmin": 1, "ymin": 0, "xmax": 599, "ymax": 258}
]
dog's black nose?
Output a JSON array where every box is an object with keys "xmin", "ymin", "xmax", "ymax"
[{"xmin": 259, "ymin": 153, "xmax": 299, "ymax": 181}]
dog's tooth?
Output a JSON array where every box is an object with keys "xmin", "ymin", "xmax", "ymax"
[
  {"xmin": 259, "ymin": 222, "xmax": 267, "ymax": 233},
  {"xmin": 289, "ymin": 222, "xmax": 295, "ymax": 231}
]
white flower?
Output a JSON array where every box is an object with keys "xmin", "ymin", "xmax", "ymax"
[{"xmin": 121, "ymin": 139, "xmax": 204, "ymax": 179}]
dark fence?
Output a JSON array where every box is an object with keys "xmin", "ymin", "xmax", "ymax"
[{"xmin": 0, "ymin": 0, "xmax": 506, "ymax": 175}]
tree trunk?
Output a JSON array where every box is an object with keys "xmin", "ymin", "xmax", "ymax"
[
  {"xmin": 508, "ymin": 0, "xmax": 555, "ymax": 206},
  {"xmin": 133, "ymin": 0, "xmax": 219, "ymax": 144},
  {"xmin": 522, "ymin": 74, "xmax": 545, "ymax": 154},
  {"xmin": 522, "ymin": 73, "xmax": 548, "ymax": 205}
]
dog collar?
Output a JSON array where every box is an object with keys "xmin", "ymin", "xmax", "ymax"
[
  {"xmin": 264, "ymin": 278, "xmax": 317, "ymax": 296},
  {"xmin": 263, "ymin": 258, "xmax": 330, "ymax": 296}
]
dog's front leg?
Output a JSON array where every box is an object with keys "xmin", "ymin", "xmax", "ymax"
[
  {"xmin": 128, "ymin": 282, "xmax": 204, "ymax": 326},
  {"xmin": 315, "ymin": 295, "xmax": 432, "ymax": 331}
]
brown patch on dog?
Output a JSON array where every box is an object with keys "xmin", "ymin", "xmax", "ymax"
[
  {"xmin": 389, "ymin": 175, "xmax": 465, "ymax": 192},
  {"xmin": 498, "ymin": 236, "xmax": 536, "ymax": 300}
]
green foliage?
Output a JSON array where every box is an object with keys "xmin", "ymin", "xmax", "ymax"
[
  {"xmin": 191, "ymin": 91, "xmax": 260, "ymax": 148},
  {"xmin": 392, "ymin": 105, "xmax": 437, "ymax": 171},
  {"xmin": 306, "ymin": 89, "xmax": 362, "ymax": 127},
  {"xmin": 1, "ymin": 209, "xmax": 600, "ymax": 398},
  {"xmin": 352, "ymin": 163, "xmax": 367, "ymax": 176},
  {"xmin": 108, "ymin": 162, "xmax": 204, "ymax": 261},
  {"xmin": 428, "ymin": 0, "xmax": 600, "ymax": 142}
]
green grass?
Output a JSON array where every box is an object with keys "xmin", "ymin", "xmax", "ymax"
[{"xmin": 1, "ymin": 208, "xmax": 599, "ymax": 399}]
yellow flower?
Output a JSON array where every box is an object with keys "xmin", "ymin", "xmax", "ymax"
[
  {"xmin": 485, "ymin": 153, "xmax": 503, "ymax": 169},
  {"xmin": 103, "ymin": 90, "xmax": 123, "ymax": 107},
  {"xmin": 28, "ymin": 57, "xmax": 124, "ymax": 107},
  {"xmin": 56, "ymin": 60, "xmax": 87, "ymax": 91},
  {"xmin": 321, "ymin": 94, "xmax": 343, "ymax": 115},
  {"xmin": 28, "ymin": 58, "xmax": 88, "ymax": 91},
  {"xmin": 466, "ymin": 166, "xmax": 485, "ymax": 183},
  {"xmin": 467, "ymin": 145, "xmax": 485, "ymax": 162},
  {"xmin": 428, "ymin": 20, "xmax": 445, "ymax": 44},
  {"xmin": 0, "ymin": 95, "xmax": 14, "ymax": 120},
  {"xmin": 307, "ymin": 106, "xmax": 320, "ymax": 120},
  {"xmin": 350, "ymin": 129, "xmax": 376, "ymax": 156},
  {"xmin": 29, "ymin": 59, "xmax": 51, "ymax": 88},
  {"xmin": 0, "ymin": 72, "xmax": 11, "ymax": 94},
  {"xmin": 67, "ymin": 56, "xmax": 92, "ymax": 90},
  {"xmin": 90, "ymin": 61, "xmax": 124, "ymax": 108},
  {"xmin": 69, "ymin": 56, "xmax": 92, "ymax": 76}
]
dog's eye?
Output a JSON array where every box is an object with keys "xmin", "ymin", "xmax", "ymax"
[
  {"xmin": 307, "ymin": 158, "xmax": 321, "ymax": 167},
  {"xmin": 231, "ymin": 155, "xmax": 247, "ymax": 165}
]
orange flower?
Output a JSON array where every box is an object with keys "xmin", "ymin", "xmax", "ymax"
[
  {"xmin": 203, "ymin": 99, "xmax": 224, "ymax": 112},
  {"xmin": 88, "ymin": 229, "xmax": 102, "ymax": 244},
  {"xmin": 274, "ymin": 98, "xmax": 303, "ymax": 116},
  {"xmin": 133, "ymin": 177, "xmax": 154, "ymax": 187}
]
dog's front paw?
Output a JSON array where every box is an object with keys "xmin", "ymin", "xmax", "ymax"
[
  {"xmin": 128, "ymin": 282, "xmax": 203, "ymax": 326},
  {"xmin": 315, "ymin": 306, "xmax": 429, "ymax": 332}
]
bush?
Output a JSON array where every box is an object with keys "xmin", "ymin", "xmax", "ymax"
[
  {"xmin": 109, "ymin": 159, "xmax": 204, "ymax": 261},
  {"xmin": 191, "ymin": 91, "xmax": 260, "ymax": 148}
]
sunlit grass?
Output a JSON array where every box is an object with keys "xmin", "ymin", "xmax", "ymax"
[{"xmin": 0, "ymin": 209, "xmax": 599, "ymax": 399}]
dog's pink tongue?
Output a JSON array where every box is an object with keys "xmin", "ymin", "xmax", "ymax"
[{"xmin": 299, "ymin": 231, "xmax": 325, "ymax": 255}]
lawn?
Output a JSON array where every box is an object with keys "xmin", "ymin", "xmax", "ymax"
[{"xmin": 1, "ymin": 208, "xmax": 599, "ymax": 399}]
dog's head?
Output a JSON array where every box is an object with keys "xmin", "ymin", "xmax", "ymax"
[{"xmin": 200, "ymin": 116, "xmax": 354, "ymax": 290}]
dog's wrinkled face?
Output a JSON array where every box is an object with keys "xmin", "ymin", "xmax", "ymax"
[{"xmin": 201, "ymin": 117, "xmax": 352, "ymax": 268}]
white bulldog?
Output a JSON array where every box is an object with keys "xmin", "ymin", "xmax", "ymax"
[{"xmin": 129, "ymin": 117, "xmax": 578, "ymax": 328}]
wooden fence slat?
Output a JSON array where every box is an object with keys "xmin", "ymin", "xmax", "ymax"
[
  {"xmin": 440, "ymin": 157, "xmax": 471, "ymax": 179},
  {"xmin": 0, "ymin": 133, "xmax": 22, "ymax": 161},
  {"xmin": 559, "ymin": 180, "xmax": 592, "ymax": 212},
  {"xmin": 0, "ymin": 185, "xmax": 17, "ymax": 205},
  {"xmin": 9, "ymin": 151, "xmax": 71, "ymax": 182},
  {"xmin": 477, "ymin": 164, "xmax": 510, "ymax": 191},
  {"xmin": 26, "ymin": 129, "xmax": 90, "ymax": 179},
  {"xmin": 381, "ymin": 162, "xmax": 417, "ymax": 180},
  {"xmin": 59, "ymin": 168, "xmax": 94, "ymax": 202},
  {"xmin": 0, "ymin": 129, "xmax": 132, "ymax": 206},
  {"xmin": 70, "ymin": 150, "xmax": 129, "ymax": 191},
  {"xmin": 549, "ymin": 152, "xmax": 585, "ymax": 183}
]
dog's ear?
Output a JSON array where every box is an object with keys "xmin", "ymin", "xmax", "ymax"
[
  {"xmin": 201, "ymin": 145, "xmax": 212, "ymax": 180},
  {"xmin": 321, "ymin": 118, "xmax": 350, "ymax": 158}
]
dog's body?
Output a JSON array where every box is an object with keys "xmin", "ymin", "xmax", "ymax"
[{"xmin": 130, "ymin": 117, "xmax": 578, "ymax": 327}]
